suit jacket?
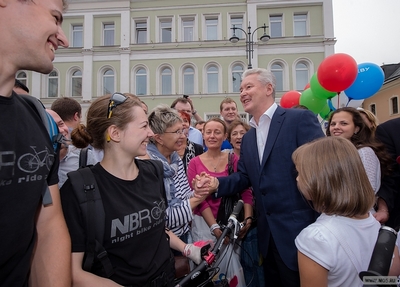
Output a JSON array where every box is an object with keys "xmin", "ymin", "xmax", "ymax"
[
  {"xmin": 376, "ymin": 117, "xmax": 400, "ymax": 228},
  {"xmin": 217, "ymin": 106, "xmax": 324, "ymax": 271}
]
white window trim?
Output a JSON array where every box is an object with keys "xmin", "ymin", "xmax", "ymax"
[
  {"xmin": 132, "ymin": 65, "xmax": 149, "ymax": 96},
  {"xmin": 228, "ymin": 13, "xmax": 245, "ymax": 40},
  {"xmin": 203, "ymin": 62, "xmax": 222, "ymax": 94},
  {"xmin": 102, "ymin": 22, "xmax": 115, "ymax": 46},
  {"xmin": 157, "ymin": 16, "xmax": 175, "ymax": 43},
  {"xmin": 98, "ymin": 66, "xmax": 116, "ymax": 96},
  {"xmin": 178, "ymin": 15, "xmax": 197, "ymax": 42},
  {"xmin": 269, "ymin": 14, "xmax": 284, "ymax": 38},
  {"xmin": 46, "ymin": 69, "xmax": 60, "ymax": 98},
  {"xmin": 179, "ymin": 63, "xmax": 198, "ymax": 95},
  {"xmin": 202, "ymin": 13, "xmax": 221, "ymax": 41},
  {"xmin": 66, "ymin": 66, "xmax": 82, "ymax": 98},
  {"xmin": 132, "ymin": 17, "xmax": 149, "ymax": 44},
  {"xmin": 293, "ymin": 12, "xmax": 309, "ymax": 37},
  {"xmin": 71, "ymin": 23, "xmax": 83, "ymax": 47},
  {"xmin": 229, "ymin": 61, "xmax": 246, "ymax": 93},
  {"xmin": 267, "ymin": 59, "xmax": 290, "ymax": 92},
  {"xmin": 156, "ymin": 64, "xmax": 175, "ymax": 95},
  {"xmin": 292, "ymin": 58, "xmax": 314, "ymax": 91}
]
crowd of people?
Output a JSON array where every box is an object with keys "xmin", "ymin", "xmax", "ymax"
[{"xmin": 1, "ymin": 1, "xmax": 400, "ymax": 287}]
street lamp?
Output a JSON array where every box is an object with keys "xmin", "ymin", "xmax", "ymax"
[{"xmin": 229, "ymin": 22, "xmax": 270, "ymax": 69}]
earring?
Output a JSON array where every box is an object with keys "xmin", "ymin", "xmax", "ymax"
[{"xmin": 106, "ymin": 134, "xmax": 111, "ymax": 142}]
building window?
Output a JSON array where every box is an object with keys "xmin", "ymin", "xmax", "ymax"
[
  {"xmin": 161, "ymin": 67, "xmax": 172, "ymax": 95},
  {"xmin": 102, "ymin": 69, "xmax": 114, "ymax": 95},
  {"xmin": 205, "ymin": 17, "xmax": 218, "ymax": 40},
  {"xmin": 183, "ymin": 67, "xmax": 194, "ymax": 95},
  {"xmin": 232, "ymin": 64, "xmax": 244, "ymax": 93},
  {"xmin": 72, "ymin": 24, "xmax": 83, "ymax": 47},
  {"xmin": 48, "ymin": 70, "xmax": 58, "ymax": 98},
  {"xmin": 295, "ymin": 62, "xmax": 309, "ymax": 91},
  {"xmin": 160, "ymin": 19, "xmax": 172, "ymax": 43},
  {"xmin": 103, "ymin": 23, "xmax": 115, "ymax": 46},
  {"xmin": 294, "ymin": 13, "xmax": 308, "ymax": 36},
  {"xmin": 16, "ymin": 71, "xmax": 27, "ymax": 86},
  {"xmin": 370, "ymin": 104, "xmax": 376, "ymax": 115},
  {"xmin": 71, "ymin": 70, "xmax": 82, "ymax": 97},
  {"xmin": 182, "ymin": 18, "xmax": 194, "ymax": 42},
  {"xmin": 391, "ymin": 97, "xmax": 399, "ymax": 114},
  {"xmin": 230, "ymin": 15, "xmax": 244, "ymax": 39},
  {"xmin": 136, "ymin": 21, "xmax": 147, "ymax": 44},
  {"xmin": 135, "ymin": 68, "xmax": 147, "ymax": 95},
  {"xmin": 270, "ymin": 15, "xmax": 283, "ymax": 38},
  {"xmin": 207, "ymin": 65, "xmax": 219, "ymax": 93},
  {"xmin": 271, "ymin": 63, "xmax": 284, "ymax": 91},
  {"xmin": 205, "ymin": 113, "xmax": 220, "ymax": 120}
]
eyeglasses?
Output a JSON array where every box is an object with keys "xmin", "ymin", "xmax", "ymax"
[
  {"xmin": 164, "ymin": 129, "xmax": 187, "ymax": 136},
  {"xmin": 107, "ymin": 92, "xmax": 127, "ymax": 119}
]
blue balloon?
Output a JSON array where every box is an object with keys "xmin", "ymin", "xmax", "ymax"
[{"xmin": 344, "ymin": 62, "xmax": 384, "ymax": 100}]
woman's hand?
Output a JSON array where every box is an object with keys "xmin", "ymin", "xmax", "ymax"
[
  {"xmin": 213, "ymin": 228, "xmax": 230, "ymax": 245},
  {"xmin": 238, "ymin": 217, "xmax": 253, "ymax": 239}
]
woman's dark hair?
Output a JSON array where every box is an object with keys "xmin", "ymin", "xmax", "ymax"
[{"xmin": 326, "ymin": 107, "xmax": 392, "ymax": 176}]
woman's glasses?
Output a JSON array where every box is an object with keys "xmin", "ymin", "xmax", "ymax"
[{"xmin": 107, "ymin": 92, "xmax": 127, "ymax": 119}]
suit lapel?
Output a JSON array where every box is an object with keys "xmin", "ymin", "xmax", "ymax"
[
  {"xmin": 260, "ymin": 107, "xmax": 285, "ymax": 169},
  {"xmin": 247, "ymin": 127, "xmax": 261, "ymax": 174}
]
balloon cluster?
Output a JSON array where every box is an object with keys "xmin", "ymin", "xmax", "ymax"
[{"xmin": 280, "ymin": 53, "xmax": 385, "ymax": 120}]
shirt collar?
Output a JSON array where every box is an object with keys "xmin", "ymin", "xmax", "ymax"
[{"xmin": 249, "ymin": 102, "xmax": 278, "ymax": 128}]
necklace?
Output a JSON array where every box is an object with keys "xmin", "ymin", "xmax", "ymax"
[{"xmin": 209, "ymin": 154, "xmax": 222, "ymax": 172}]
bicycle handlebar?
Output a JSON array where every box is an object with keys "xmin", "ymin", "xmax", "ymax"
[{"xmin": 176, "ymin": 200, "xmax": 244, "ymax": 287}]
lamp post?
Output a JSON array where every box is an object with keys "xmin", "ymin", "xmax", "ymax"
[{"xmin": 229, "ymin": 22, "xmax": 270, "ymax": 69}]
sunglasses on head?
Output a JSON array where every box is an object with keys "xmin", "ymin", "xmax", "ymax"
[{"xmin": 107, "ymin": 92, "xmax": 127, "ymax": 119}]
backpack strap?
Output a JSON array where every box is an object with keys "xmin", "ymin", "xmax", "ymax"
[
  {"xmin": 67, "ymin": 167, "xmax": 114, "ymax": 277},
  {"xmin": 79, "ymin": 147, "xmax": 89, "ymax": 169},
  {"xmin": 18, "ymin": 94, "xmax": 62, "ymax": 206}
]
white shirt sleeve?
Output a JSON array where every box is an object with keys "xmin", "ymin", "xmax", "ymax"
[{"xmin": 358, "ymin": 147, "xmax": 381, "ymax": 193}]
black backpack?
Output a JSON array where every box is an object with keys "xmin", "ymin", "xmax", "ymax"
[{"xmin": 66, "ymin": 159, "xmax": 165, "ymax": 277}]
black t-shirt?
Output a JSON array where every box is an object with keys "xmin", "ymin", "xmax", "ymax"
[
  {"xmin": 0, "ymin": 92, "xmax": 59, "ymax": 287},
  {"xmin": 61, "ymin": 160, "xmax": 171, "ymax": 286}
]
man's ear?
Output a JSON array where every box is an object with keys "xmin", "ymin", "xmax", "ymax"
[{"xmin": 73, "ymin": 112, "xmax": 80, "ymax": 122}]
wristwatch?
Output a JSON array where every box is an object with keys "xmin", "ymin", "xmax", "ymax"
[{"xmin": 192, "ymin": 109, "xmax": 197, "ymax": 115}]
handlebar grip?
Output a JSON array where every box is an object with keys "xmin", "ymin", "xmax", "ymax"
[{"xmin": 230, "ymin": 200, "xmax": 244, "ymax": 219}]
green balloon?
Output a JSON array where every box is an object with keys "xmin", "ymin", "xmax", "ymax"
[
  {"xmin": 310, "ymin": 73, "xmax": 337, "ymax": 100},
  {"xmin": 300, "ymin": 88, "xmax": 327, "ymax": 114},
  {"xmin": 319, "ymin": 104, "xmax": 332, "ymax": 120}
]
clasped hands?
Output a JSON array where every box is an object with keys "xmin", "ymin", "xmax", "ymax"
[{"xmin": 192, "ymin": 172, "xmax": 219, "ymax": 198}]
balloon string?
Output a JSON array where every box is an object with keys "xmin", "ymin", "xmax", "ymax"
[{"xmin": 337, "ymin": 92, "xmax": 340, "ymax": 108}]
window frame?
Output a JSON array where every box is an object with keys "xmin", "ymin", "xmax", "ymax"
[
  {"xmin": 203, "ymin": 14, "xmax": 220, "ymax": 41},
  {"xmin": 134, "ymin": 66, "xmax": 148, "ymax": 96},
  {"xmin": 103, "ymin": 22, "xmax": 115, "ymax": 46},
  {"xmin": 390, "ymin": 96, "xmax": 399, "ymax": 115},
  {"xmin": 269, "ymin": 14, "xmax": 283, "ymax": 38},
  {"xmin": 47, "ymin": 70, "xmax": 59, "ymax": 98},
  {"xmin": 134, "ymin": 19, "xmax": 148, "ymax": 44},
  {"xmin": 293, "ymin": 12, "xmax": 308, "ymax": 36},
  {"xmin": 71, "ymin": 24, "xmax": 83, "ymax": 47},
  {"xmin": 158, "ymin": 17, "xmax": 173, "ymax": 43}
]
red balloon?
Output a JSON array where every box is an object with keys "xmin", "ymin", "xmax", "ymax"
[
  {"xmin": 317, "ymin": 53, "xmax": 358, "ymax": 92},
  {"xmin": 280, "ymin": 90, "xmax": 301, "ymax": 108}
]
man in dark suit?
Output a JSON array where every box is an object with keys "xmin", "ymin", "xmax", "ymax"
[
  {"xmin": 376, "ymin": 117, "xmax": 400, "ymax": 228},
  {"xmin": 209, "ymin": 68, "xmax": 324, "ymax": 286}
]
